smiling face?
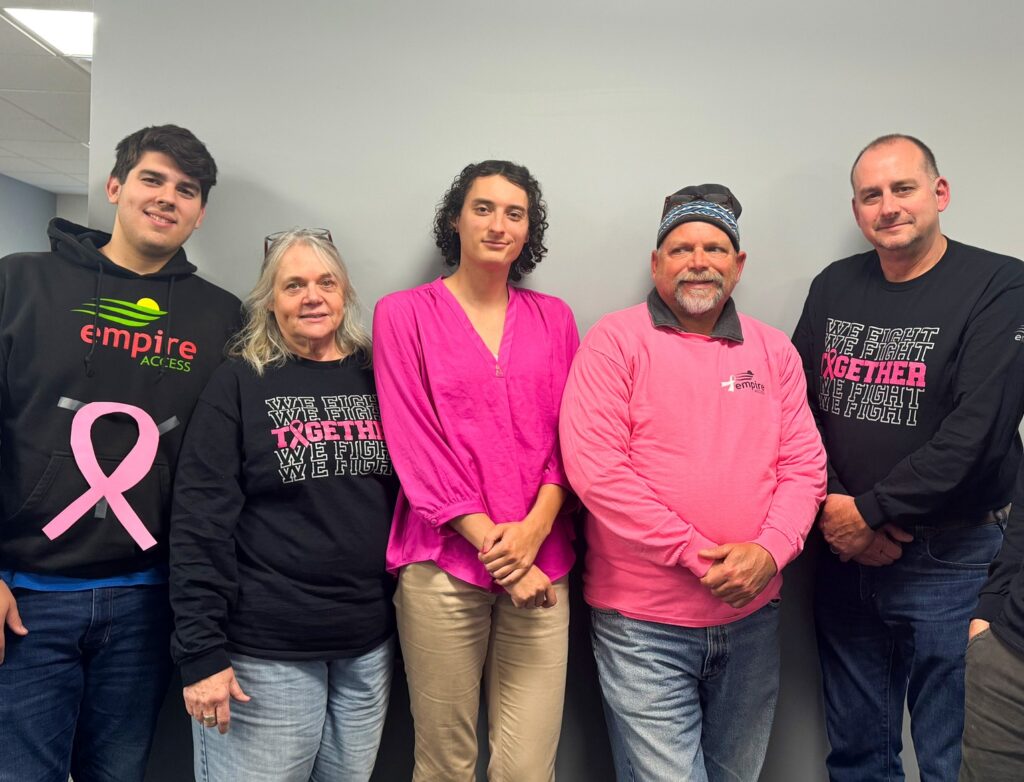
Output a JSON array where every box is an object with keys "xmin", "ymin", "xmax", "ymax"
[
  {"xmin": 270, "ymin": 242, "xmax": 345, "ymax": 360},
  {"xmin": 851, "ymin": 138, "xmax": 949, "ymax": 258},
  {"xmin": 454, "ymin": 174, "xmax": 530, "ymax": 273},
  {"xmin": 651, "ymin": 220, "xmax": 746, "ymax": 334},
  {"xmin": 104, "ymin": 151, "xmax": 206, "ymax": 272}
]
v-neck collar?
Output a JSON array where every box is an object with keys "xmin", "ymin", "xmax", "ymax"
[{"xmin": 433, "ymin": 277, "xmax": 518, "ymax": 376}]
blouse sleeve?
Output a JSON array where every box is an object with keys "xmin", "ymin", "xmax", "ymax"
[
  {"xmin": 540, "ymin": 302, "xmax": 581, "ymax": 488},
  {"xmin": 372, "ymin": 294, "xmax": 487, "ymax": 527}
]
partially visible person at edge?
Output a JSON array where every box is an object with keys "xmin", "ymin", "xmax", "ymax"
[
  {"xmin": 960, "ymin": 464, "xmax": 1024, "ymax": 782},
  {"xmin": 372, "ymin": 160, "xmax": 578, "ymax": 781},
  {"xmin": 169, "ymin": 229, "xmax": 399, "ymax": 782},
  {"xmin": 0, "ymin": 124, "xmax": 240, "ymax": 782},
  {"xmin": 560, "ymin": 183, "xmax": 826, "ymax": 782},
  {"xmin": 793, "ymin": 133, "xmax": 1024, "ymax": 782}
]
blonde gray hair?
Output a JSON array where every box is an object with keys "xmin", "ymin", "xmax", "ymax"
[{"xmin": 230, "ymin": 228, "xmax": 371, "ymax": 374}]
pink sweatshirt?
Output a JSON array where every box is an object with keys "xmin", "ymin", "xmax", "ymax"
[
  {"xmin": 373, "ymin": 279, "xmax": 579, "ymax": 591},
  {"xmin": 559, "ymin": 297, "xmax": 826, "ymax": 626}
]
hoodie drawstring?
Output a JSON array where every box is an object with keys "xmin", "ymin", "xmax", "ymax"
[
  {"xmin": 155, "ymin": 276, "xmax": 176, "ymax": 382},
  {"xmin": 82, "ymin": 261, "xmax": 104, "ymax": 377}
]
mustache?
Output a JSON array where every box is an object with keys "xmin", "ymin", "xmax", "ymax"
[{"xmin": 676, "ymin": 270, "xmax": 724, "ymax": 287}]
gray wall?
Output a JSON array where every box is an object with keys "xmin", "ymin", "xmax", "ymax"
[
  {"xmin": 0, "ymin": 173, "xmax": 55, "ymax": 257},
  {"xmin": 86, "ymin": 1, "xmax": 1024, "ymax": 779},
  {"xmin": 56, "ymin": 193, "xmax": 88, "ymax": 226}
]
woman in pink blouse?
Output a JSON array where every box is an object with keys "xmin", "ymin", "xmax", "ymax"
[{"xmin": 373, "ymin": 161, "xmax": 579, "ymax": 781}]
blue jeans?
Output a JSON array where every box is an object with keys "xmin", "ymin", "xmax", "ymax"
[
  {"xmin": 193, "ymin": 638, "xmax": 394, "ymax": 782},
  {"xmin": 0, "ymin": 585, "xmax": 173, "ymax": 782},
  {"xmin": 815, "ymin": 520, "xmax": 1004, "ymax": 782},
  {"xmin": 590, "ymin": 602, "xmax": 780, "ymax": 782}
]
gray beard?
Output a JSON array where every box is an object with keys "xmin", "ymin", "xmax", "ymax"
[{"xmin": 674, "ymin": 278, "xmax": 724, "ymax": 316}]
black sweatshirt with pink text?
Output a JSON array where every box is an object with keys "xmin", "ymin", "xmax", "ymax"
[
  {"xmin": 792, "ymin": 239, "xmax": 1024, "ymax": 529},
  {"xmin": 169, "ymin": 355, "xmax": 398, "ymax": 686}
]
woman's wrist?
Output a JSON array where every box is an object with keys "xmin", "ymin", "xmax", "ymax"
[
  {"xmin": 521, "ymin": 511, "xmax": 554, "ymax": 539},
  {"xmin": 449, "ymin": 513, "xmax": 495, "ymax": 549}
]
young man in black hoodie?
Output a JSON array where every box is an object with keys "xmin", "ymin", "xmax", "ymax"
[{"xmin": 0, "ymin": 125, "xmax": 240, "ymax": 782}]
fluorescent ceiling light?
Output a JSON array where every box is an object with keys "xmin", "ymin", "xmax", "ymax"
[{"xmin": 5, "ymin": 8, "xmax": 94, "ymax": 58}]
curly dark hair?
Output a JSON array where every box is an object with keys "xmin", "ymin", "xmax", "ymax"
[
  {"xmin": 433, "ymin": 160, "xmax": 548, "ymax": 282},
  {"xmin": 110, "ymin": 125, "xmax": 218, "ymax": 205}
]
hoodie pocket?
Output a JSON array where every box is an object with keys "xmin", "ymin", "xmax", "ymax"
[
  {"xmin": 14, "ymin": 452, "xmax": 69, "ymax": 515},
  {"xmin": 9, "ymin": 451, "xmax": 171, "ymax": 543}
]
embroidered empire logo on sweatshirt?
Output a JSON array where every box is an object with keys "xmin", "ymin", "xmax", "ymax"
[
  {"xmin": 721, "ymin": 370, "xmax": 765, "ymax": 394},
  {"xmin": 72, "ymin": 296, "xmax": 198, "ymax": 373}
]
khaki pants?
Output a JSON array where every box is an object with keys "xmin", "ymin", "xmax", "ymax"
[{"xmin": 394, "ymin": 561, "xmax": 569, "ymax": 782}]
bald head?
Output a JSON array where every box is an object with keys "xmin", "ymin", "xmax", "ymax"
[{"xmin": 851, "ymin": 134, "xmax": 939, "ymax": 189}]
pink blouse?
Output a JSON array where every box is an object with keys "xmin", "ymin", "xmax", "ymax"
[{"xmin": 372, "ymin": 278, "xmax": 579, "ymax": 590}]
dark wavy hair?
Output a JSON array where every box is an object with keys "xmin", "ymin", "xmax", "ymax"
[
  {"xmin": 433, "ymin": 160, "xmax": 548, "ymax": 282},
  {"xmin": 110, "ymin": 124, "xmax": 218, "ymax": 205}
]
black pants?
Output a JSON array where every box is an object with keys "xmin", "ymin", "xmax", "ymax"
[{"xmin": 960, "ymin": 629, "xmax": 1024, "ymax": 782}]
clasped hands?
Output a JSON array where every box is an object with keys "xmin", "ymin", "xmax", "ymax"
[
  {"xmin": 698, "ymin": 542, "xmax": 779, "ymax": 609},
  {"xmin": 819, "ymin": 493, "xmax": 913, "ymax": 565},
  {"xmin": 478, "ymin": 521, "xmax": 556, "ymax": 610}
]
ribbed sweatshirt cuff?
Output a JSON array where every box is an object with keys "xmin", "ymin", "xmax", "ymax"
[
  {"xmin": 973, "ymin": 594, "xmax": 1005, "ymax": 623},
  {"xmin": 676, "ymin": 529, "xmax": 720, "ymax": 579},
  {"xmin": 755, "ymin": 527, "xmax": 797, "ymax": 572},
  {"xmin": 854, "ymin": 491, "xmax": 886, "ymax": 530},
  {"xmin": 179, "ymin": 647, "xmax": 232, "ymax": 688}
]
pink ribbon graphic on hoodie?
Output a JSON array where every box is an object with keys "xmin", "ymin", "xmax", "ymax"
[{"xmin": 42, "ymin": 401, "xmax": 162, "ymax": 550}]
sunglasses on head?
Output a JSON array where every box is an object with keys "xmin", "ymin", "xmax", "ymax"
[
  {"xmin": 263, "ymin": 228, "xmax": 334, "ymax": 257},
  {"xmin": 661, "ymin": 192, "xmax": 737, "ymax": 219}
]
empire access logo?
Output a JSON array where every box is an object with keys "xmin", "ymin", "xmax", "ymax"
[
  {"xmin": 721, "ymin": 370, "xmax": 765, "ymax": 394},
  {"xmin": 73, "ymin": 296, "xmax": 196, "ymax": 373}
]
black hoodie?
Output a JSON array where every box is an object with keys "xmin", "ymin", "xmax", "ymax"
[{"xmin": 0, "ymin": 218, "xmax": 240, "ymax": 578}]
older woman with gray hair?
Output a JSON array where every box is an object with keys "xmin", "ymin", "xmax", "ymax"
[{"xmin": 169, "ymin": 229, "xmax": 398, "ymax": 781}]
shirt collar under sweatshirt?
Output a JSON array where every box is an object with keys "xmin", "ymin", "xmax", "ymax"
[{"xmin": 645, "ymin": 287, "xmax": 744, "ymax": 343}]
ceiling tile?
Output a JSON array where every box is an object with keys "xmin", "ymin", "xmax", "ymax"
[
  {"xmin": 8, "ymin": 170, "xmax": 86, "ymax": 193},
  {"xmin": 1, "ymin": 90, "xmax": 89, "ymax": 140},
  {"xmin": 36, "ymin": 156, "xmax": 89, "ymax": 175},
  {"xmin": 0, "ymin": 19, "xmax": 50, "ymax": 56},
  {"xmin": 0, "ymin": 5, "xmax": 92, "ymax": 196},
  {"xmin": 0, "ymin": 156, "xmax": 55, "ymax": 173},
  {"xmin": 0, "ymin": 53, "xmax": 90, "ymax": 92},
  {"xmin": 8, "ymin": 1, "xmax": 94, "ymax": 11},
  {"xmin": 0, "ymin": 107, "xmax": 75, "ymax": 141},
  {"xmin": 0, "ymin": 138, "xmax": 88, "ymax": 158}
]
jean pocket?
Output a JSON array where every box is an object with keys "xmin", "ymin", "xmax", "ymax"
[
  {"xmin": 966, "ymin": 627, "xmax": 991, "ymax": 653},
  {"xmin": 925, "ymin": 522, "xmax": 1004, "ymax": 569}
]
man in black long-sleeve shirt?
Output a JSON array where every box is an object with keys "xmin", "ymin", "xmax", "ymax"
[
  {"xmin": 793, "ymin": 133, "xmax": 1024, "ymax": 782},
  {"xmin": 960, "ymin": 466, "xmax": 1024, "ymax": 781}
]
